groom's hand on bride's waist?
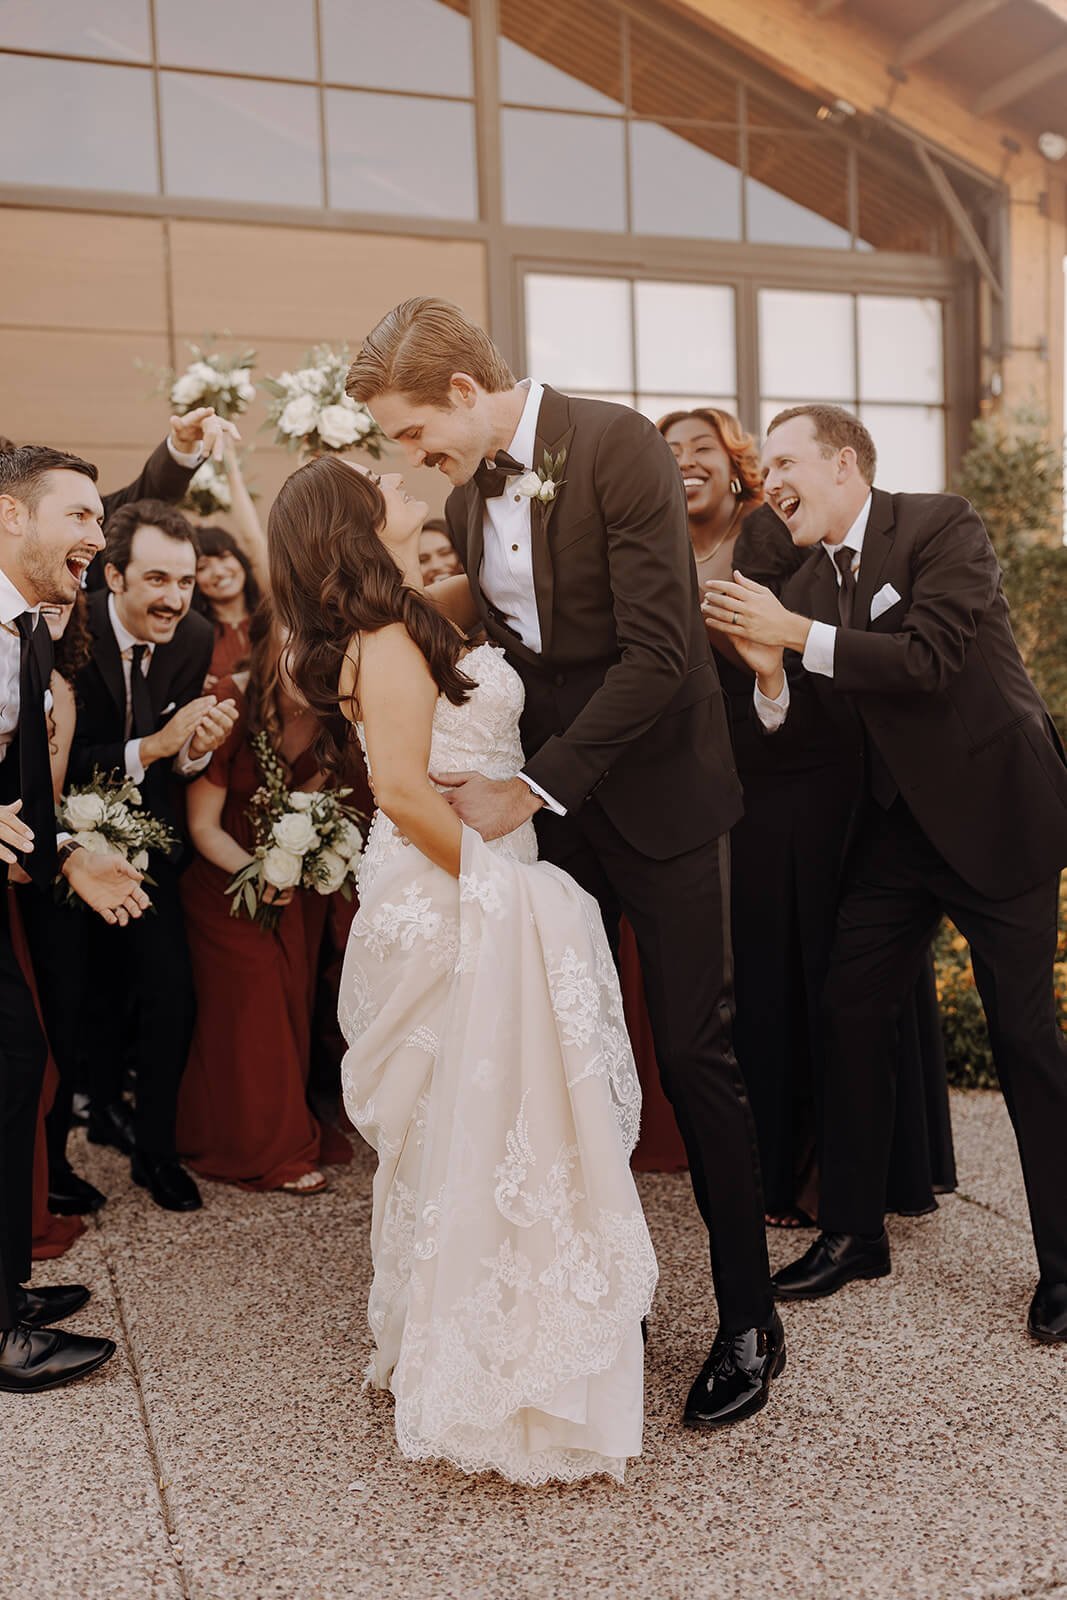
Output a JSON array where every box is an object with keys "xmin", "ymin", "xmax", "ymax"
[{"xmin": 431, "ymin": 771, "xmax": 542, "ymax": 842}]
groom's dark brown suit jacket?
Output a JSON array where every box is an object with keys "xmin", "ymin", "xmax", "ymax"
[{"xmin": 445, "ymin": 385, "xmax": 742, "ymax": 860}]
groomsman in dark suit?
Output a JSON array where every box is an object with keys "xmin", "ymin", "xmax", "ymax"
[
  {"xmin": 69, "ymin": 500, "xmax": 238, "ymax": 1212},
  {"xmin": 349, "ymin": 298, "xmax": 784, "ymax": 1430},
  {"xmin": 704, "ymin": 405, "xmax": 1067, "ymax": 1345},
  {"xmin": 1, "ymin": 443, "xmax": 151, "ymax": 1392}
]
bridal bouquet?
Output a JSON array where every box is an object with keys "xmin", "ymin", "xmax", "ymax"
[
  {"xmin": 181, "ymin": 451, "xmax": 258, "ymax": 517},
  {"xmin": 56, "ymin": 770, "xmax": 178, "ymax": 901},
  {"xmin": 167, "ymin": 339, "xmax": 258, "ymax": 420},
  {"xmin": 226, "ymin": 733, "xmax": 366, "ymax": 930},
  {"xmin": 261, "ymin": 344, "xmax": 383, "ymax": 458}
]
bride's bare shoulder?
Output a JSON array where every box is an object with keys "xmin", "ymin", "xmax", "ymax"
[{"xmin": 339, "ymin": 624, "xmax": 435, "ymax": 725}]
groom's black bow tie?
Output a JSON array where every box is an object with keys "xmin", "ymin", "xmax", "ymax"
[{"xmin": 474, "ymin": 449, "xmax": 526, "ymax": 500}]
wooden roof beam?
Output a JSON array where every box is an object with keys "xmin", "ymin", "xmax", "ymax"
[
  {"xmin": 972, "ymin": 39, "xmax": 1067, "ymax": 114},
  {"xmin": 896, "ymin": 0, "xmax": 1008, "ymax": 68}
]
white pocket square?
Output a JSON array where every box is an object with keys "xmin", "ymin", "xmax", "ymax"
[{"xmin": 870, "ymin": 583, "xmax": 902, "ymax": 622}]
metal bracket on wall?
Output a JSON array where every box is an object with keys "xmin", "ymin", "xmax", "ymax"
[{"xmin": 912, "ymin": 138, "xmax": 1004, "ymax": 302}]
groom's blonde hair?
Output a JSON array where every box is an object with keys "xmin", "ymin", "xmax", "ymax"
[{"xmin": 346, "ymin": 297, "xmax": 515, "ymax": 408}]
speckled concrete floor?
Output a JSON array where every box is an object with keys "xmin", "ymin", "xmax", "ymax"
[{"xmin": 3, "ymin": 1091, "xmax": 1064, "ymax": 1600}]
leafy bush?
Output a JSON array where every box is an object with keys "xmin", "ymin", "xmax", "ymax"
[{"xmin": 954, "ymin": 404, "xmax": 1063, "ymax": 560}]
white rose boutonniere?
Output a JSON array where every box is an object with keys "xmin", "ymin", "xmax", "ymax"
[{"xmin": 511, "ymin": 449, "xmax": 566, "ymax": 505}]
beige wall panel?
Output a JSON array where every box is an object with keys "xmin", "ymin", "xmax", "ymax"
[
  {"xmin": 0, "ymin": 208, "xmax": 168, "ymax": 331},
  {"xmin": 62, "ymin": 445, "xmax": 166, "ymax": 497},
  {"xmin": 0, "ymin": 329, "xmax": 172, "ymax": 448},
  {"xmin": 169, "ymin": 223, "xmax": 487, "ymax": 342}
]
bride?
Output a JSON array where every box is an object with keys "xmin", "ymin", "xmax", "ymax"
[{"xmin": 267, "ymin": 455, "xmax": 657, "ymax": 1486}]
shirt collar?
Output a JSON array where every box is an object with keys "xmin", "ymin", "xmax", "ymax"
[
  {"xmin": 821, "ymin": 491, "xmax": 873, "ymax": 567},
  {"xmin": 498, "ymin": 377, "xmax": 545, "ymax": 475},
  {"xmin": 0, "ymin": 564, "xmax": 39, "ymax": 628},
  {"xmin": 108, "ymin": 592, "xmax": 152, "ymax": 657}
]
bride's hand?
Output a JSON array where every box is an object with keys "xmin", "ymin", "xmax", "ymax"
[{"xmin": 432, "ymin": 771, "xmax": 541, "ymax": 842}]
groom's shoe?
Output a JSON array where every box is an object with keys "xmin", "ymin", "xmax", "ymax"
[
  {"xmin": 683, "ymin": 1312, "xmax": 786, "ymax": 1430},
  {"xmin": 773, "ymin": 1230, "xmax": 891, "ymax": 1301},
  {"xmin": 87, "ymin": 1099, "xmax": 136, "ymax": 1156},
  {"xmin": 1028, "ymin": 1280, "xmax": 1067, "ymax": 1344},
  {"xmin": 16, "ymin": 1283, "xmax": 91, "ymax": 1328},
  {"xmin": 131, "ymin": 1155, "xmax": 202, "ymax": 1213},
  {"xmin": 0, "ymin": 1326, "xmax": 115, "ymax": 1394}
]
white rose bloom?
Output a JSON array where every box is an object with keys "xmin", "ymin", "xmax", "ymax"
[
  {"xmin": 317, "ymin": 403, "xmax": 361, "ymax": 449},
  {"xmin": 105, "ymin": 801, "xmax": 135, "ymax": 834},
  {"xmin": 512, "ymin": 470, "xmax": 542, "ymax": 499},
  {"xmin": 278, "ymin": 394, "xmax": 319, "ymax": 437},
  {"xmin": 131, "ymin": 850, "xmax": 149, "ymax": 872},
  {"xmin": 236, "ymin": 377, "xmax": 257, "ymax": 403},
  {"xmin": 349, "ymin": 405, "xmax": 372, "ymax": 440},
  {"xmin": 295, "ymin": 367, "xmax": 327, "ymax": 395},
  {"xmin": 272, "ymin": 811, "xmax": 320, "ymax": 855},
  {"xmin": 189, "ymin": 360, "xmax": 217, "ymax": 386},
  {"xmin": 72, "ymin": 829, "xmax": 115, "ymax": 855},
  {"xmin": 170, "ymin": 371, "xmax": 205, "ymax": 408},
  {"xmin": 288, "ymin": 791, "xmax": 315, "ymax": 811},
  {"xmin": 64, "ymin": 792, "xmax": 107, "ymax": 831},
  {"xmin": 333, "ymin": 819, "xmax": 363, "ymax": 861},
  {"xmin": 537, "ymin": 479, "xmax": 557, "ymax": 501},
  {"xmin": 315, "ymin": 848, "xmax": 349, "ymax": 895},
  {"xmin": 262, "ymin": 845, "xmax": 303, "ymax": 890}
]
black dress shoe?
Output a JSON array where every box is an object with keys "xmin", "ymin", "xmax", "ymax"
[
  {"xmin": 87, "ymin": 1100, "xmax": 136, "ymax": 1156},
  {"xmin": 16, "ymin": 1283, "xmax": 91, "ymax": 1328},
  {"xmin": 683, "ymin": 1312, "xmax": 786, "ymax": 1429},
  {"xmin": 1028, "ymin": 1280, "xmax": 1067, "ymax": 1344},
  {"xmin": 131, "ymin": 1155, "xmax": 202, "ymax": 1212},
  {"xmin": 47, "ymin": 1167, "xmax": 106, "ymax": 1216},
  {"xmin": 0, "ymin": 1325, "xmax": 115, "ymax": 1393},
  {"xmin": 773, "ymin": 1230, "xmax": 891, "ymax": 1301}
]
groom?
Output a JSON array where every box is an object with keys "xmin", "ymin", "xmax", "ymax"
[{"xmin": 348, "ymin": 298, "xmax": 784, "ymax": 1428}]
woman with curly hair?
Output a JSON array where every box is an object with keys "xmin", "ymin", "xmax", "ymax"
[{"xmin": 176, "ymin": 595, "xmax": 350, "ymax": 1195}]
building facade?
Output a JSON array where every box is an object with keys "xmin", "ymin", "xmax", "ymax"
[{"xmin": 1, "ymin": 0, "xmax": 1064, "ymax": 521}]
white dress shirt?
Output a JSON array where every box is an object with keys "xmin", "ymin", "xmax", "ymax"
[
  {"xmin": 0, "ymin": 566, "xmax": 41, "ymax": 765},
  {"xmin": 107, "ymin": 594, "xmax": 209, "ymax": 783},
  {"xmin": 755, "ymin": 492, "xmax": 873, "ymax": 732},
  {"xmin": 167, "ymin": 436, "xmax": 205, "ymax": 470},
  {"xmin": 476, "ymin": 377, "xmax": 565, "ymax": 816}
]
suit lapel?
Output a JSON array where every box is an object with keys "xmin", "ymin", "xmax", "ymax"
[
  {"xmin": 88, "ymin": 589, "xmax": 127, "ymax": 720},
  {"xmin": 853, "ymin": 490, "xmax": 896, "ymax": 632},
  {"xmin": 530, "ymin": 385, "xmax": 575, "ymax": 658}
]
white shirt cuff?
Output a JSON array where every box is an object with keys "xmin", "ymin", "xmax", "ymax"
[
  {"xmin": 167, "ymin": 436, "xmax": 205, "ymax": 469},
  {"xmin": 517, "ymin": 773, "xmax": 566, "ymax": 817},
  {"xmin": 802, "ymin": 620, "xmax": 837, "ymax": 678},
  {"xmin": 754, "ymin": 677, "xmax": 790, "ymax": 732},
  {"xmin": 175, "ymin": 734, "xmax": 211, "ymax": 777},
  {"xmin": 124, "ymin": 738, "xmax": 146, "ymax": 784}
]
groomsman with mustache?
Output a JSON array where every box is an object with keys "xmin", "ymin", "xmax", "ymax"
[{"xmin": 704, "ymin": 405, "xmax": 1067, "ymax": 1345}]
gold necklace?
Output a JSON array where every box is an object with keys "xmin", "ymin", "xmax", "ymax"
[{"xmin": 693, "ymin": 504, "xmax": 744, "ymax": 567}]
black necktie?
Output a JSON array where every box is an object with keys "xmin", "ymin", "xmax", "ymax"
[
  {"xmin": 834, "ymin": 546, "xmax": 856, "ymax": 628},
  {"xmin": 129, "ymin": 644, "xmax": 154, "ymax": 741},
  {"xmin": 473, "ymin": 449, "xmax": 525, "ymax": 500},
  {"xmin": 14, "ymin": 611, "xmax": 57, "ymax": 888}
]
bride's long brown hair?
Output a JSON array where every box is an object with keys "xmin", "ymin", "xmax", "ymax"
[{"xmin": 268, "ymin": 454, "xmax": 473, "ymax": 776}]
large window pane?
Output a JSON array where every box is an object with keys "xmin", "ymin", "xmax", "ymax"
[
  {"xmin": 161, "ymin": 73, "xmax": 321, "ymax": 205},
  {"xmin": 861, "ymin": 405, "xmax": 945, "ymax": 493},
  {"xmin": 327, "ymin": 90, "xmax": 476, "ymax": 218},
  {"xmin": 498, "ymin": 0, "xmax": 622, "ymax": 110},
  {"xmin": 503, "ymin": 109, "xmax": 625, "ymax": 230},
  {"xmin": 525, "ymin": 276, "xmax": 632, "ymax": 390},
  {"xmin": 635, "ymin": 282, "xmax": 735, "ymax": 397},
  {"xmin": 0, "ymin": 1, "xmax": 150, "ymax": 60},
  {"xmin": 321, "ymin": 0, "xmax": 472, "ymax": 95},
  {"xmin": 639, "ymin": 394, "xmax": 738, "ymax": 424},
  {"xmin": 858, "ymin": 296, "xmax": 943, "ymax": 404},
  {"xmin": 0, "ymin": 55, "xmax": 156, "ymax": 191},
  {"xmin": 746, "ymin": 136, "xmax": 851, "ymax": 249},
  {"xmin": 156, "ymin": 0, "xmax": 317, "ymax": 79},
  {"xmin": 759, "ymin": 290, "xmax": 854, "ymax": 401},
  {"xmin": 630, "ymin": 123, "xmax": 741, "ymax": 241}
]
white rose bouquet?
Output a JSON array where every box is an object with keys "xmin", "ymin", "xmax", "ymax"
[
  {"xmin": 226, "ymin": 733, "xmax": 366, "ymax": 931},
  {"xmin": 181, "ymin": 450, "xmax": 258, "ymax": 517},
  {"xmin": 167, "ymin": 339, "xmax": 258, "ymax": 420},
  {"xmin": 56, "ymin": 770, "xmax": 178, "ymax": 903},
  {"xmin": 261, "ymin": 344, "xmax": 382, "ymax": 459}
]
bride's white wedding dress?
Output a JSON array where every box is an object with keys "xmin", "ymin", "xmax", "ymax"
[{"xmin": 340, "ymin": 642, "xmax": 658, "ymax": 1486}]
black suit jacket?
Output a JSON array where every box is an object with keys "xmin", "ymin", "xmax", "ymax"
[
  {"xmin": 70, "ymin": 590, "xmax": 214, "ymax": 838},
  {"xmin": 445, "ymin": 386, "xmax": 742, "ymax": 859},
  {"xmin": 774, "ymin": 488, "xmax": 1067, "ymax": 900},
  {"xmin": 85, "ymin": 441, "xmax": 198, "ymax": 592}
]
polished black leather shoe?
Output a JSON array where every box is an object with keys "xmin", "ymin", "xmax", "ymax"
[
  {"xmin": 683, "ymin": 1312, "xmax": 786, "ymax": 1429},
  {"xmin": 131, "ymin": 1155, "xmax": 202, "ymax": 1212},
  {"xmin": 47, "ymin": 1167, "xmax": 106, "ymax": 1216},
  {"xmin": 16, "ymin": 1283, "xmax": 91, "ymax": 1328},
  {"xmin": 87, "ymin": 1099, "xmax": 136, "ymax": 1156},
  {"xmin": 1028, "ymin": 1280, "xmax": 1067, "ymax": 1344},
  {"xmin": 773, "ymin": 1230, "xmax": 891, "ymax": 1301},
  {"xmin": 0, "ymin": 1325, "xmax": 115, "ymax": 1393}
]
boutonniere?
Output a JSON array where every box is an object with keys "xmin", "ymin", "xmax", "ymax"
[{"xmin": 512, "ymin": 449, "xmax": 567, "ymax": 504}]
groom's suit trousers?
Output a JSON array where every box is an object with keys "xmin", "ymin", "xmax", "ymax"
[
  {"xmin": 0, "ymin": 887, "xmax": 47, "ymax": 1330},
  {"xmin": 535, "ymin": 800, "xmax": 774, "ymax": 1334}
]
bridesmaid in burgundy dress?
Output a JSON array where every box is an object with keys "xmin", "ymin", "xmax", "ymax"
[{"xmin": 177, "ymin": 598, "xmax": 350, "ymax": 1194}]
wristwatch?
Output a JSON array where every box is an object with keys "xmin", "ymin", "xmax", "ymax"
[{"xmin": 56, "ymin": 838, "xmax": 84, "ymax": 869}]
